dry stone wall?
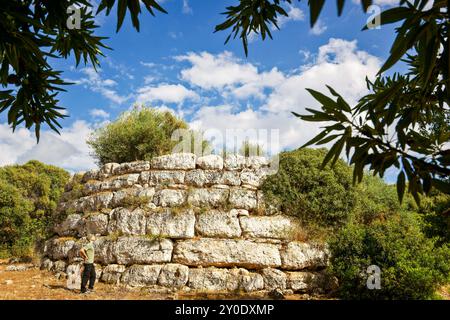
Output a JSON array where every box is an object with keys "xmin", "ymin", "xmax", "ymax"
[{"xmin": 42, "ymin": 153, "xmax": 336, "ymax": 294}]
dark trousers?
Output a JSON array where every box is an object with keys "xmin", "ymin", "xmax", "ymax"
[{"xmin": 81, "ymin": 263, "xmax": 96, "ymax": 292}]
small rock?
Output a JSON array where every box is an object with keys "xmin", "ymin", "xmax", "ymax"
[
  {"xmin": 5, "ymin": 265, "xmax": 30, "ymax": 272},
  {"xmin": 4, "ymin": 280, "xmax": 13, "ymax": 285},
  {"xmin": 268, "ymin": 288, "xmax": 285, "ymax": 300}
]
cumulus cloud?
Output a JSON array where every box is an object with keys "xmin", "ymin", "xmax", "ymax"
[
  {"xmin": 175, "ymin": 51, "xmax": 285, "ymax": 100},
  {"xmin": 90, "ymin": 108, "xmax": 110, "ymax": 119},
  {"xmin": 310, "ymin": 19, "xmax": 327, "ymax": 35},
  {"xmin": 188, "ymin": 38, "xmax": 381, "ymax": 152},
  {"xmin": 74, "ymin": 67, "xmax": 131, "ymax": 105},
  {"xmin": 0, "ymin": 121, "xmax": 96, "ymax": 172},
  {"xmin": 136, "ymin": 84, "xmax": 200, "ymax": 104}
]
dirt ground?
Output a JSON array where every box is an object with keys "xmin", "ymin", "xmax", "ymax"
[{"xmin": 0, "ymin": 260, "xmax": 311, "ymax": 300}]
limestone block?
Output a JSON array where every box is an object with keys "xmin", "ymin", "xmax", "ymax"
[
  {"xmin": 287, "ymin": 271, "xmax": 337, "ymax": 293},
  {"xmin": 280, "ymin": 242, "xmax": 329, "ymax": 270},
  {"xmin": 82, "ymin": 169, "xmax": 99, "ymax": 183},
  {"xmin": 113, "ymin": 161, "xmax": 150, "ymax": 175},
  {"xmin": 187, "ymin": 188, "xmax": 229, "ymax": 208},
  {"xmin": 220, "ymin": 171, "xmax": 241, "ymax": 186},
  {"xmin": 80, "ymin": 213, "xmax": 109, "ymax": 236},
  {"xmin": 173, "ymin": 238, "xmax": 281, "ymax": 269},
  {"xmin": 44, "ymin": 238, "xmax": 75, "ymax": 260},
  {"xmin": 54, "ymin": 214, "xmax": 82, "ymax": 237},
  {"xmin": 101, "ymin": 264, "xmax": 126, "ymax": 284},
  {"xmin": 66, "ymin": 264, "xmax": 82, "ymax": 290},
  {"xmin": 113, "ymin": 237, "xmax": 173, "ymax": 265},
  {"xmin": 108, "ymin": 208, "xmax": 146, "ymax": 235},
  {"xmin": 240, "ymin": 215, "xmax": 300, "ymax": 239},
  {"xmin": 154, "ymin": 189, "xmax": 187, "ymax": 207},
  {"xmin": 240, "ymin": 168, "xmax": 269, "ymax": 187},
  {"xmin": 196, "ymin": 155, "xmax": 223, "ymax": 170},
  {"xmin": 246, "ymin": 156, "xmax": 269, "ymax": 169},
  {"xmin": 185, "ymin": 170, "xmax": 222, "ymax": 187},
  {"xmin": 121, "ymin": 265, "xmax": 162, "ymax": 286},
  {"xmin": 147, "ymin": 170, "xmax": 185, "ymax": 185},
  {"xmin": 229, "ymin": 188, "xmax": 257, "ymax": 210},
  {"xmin": 224, "ymin": 154, "xmax": 246, "ymax": 170},
  {"xmin": 158, "ymin": 263, "xmax": 189, "ymax": 288},
  {"xmin": 195, "ymin": 210, "xmax": 241, "ymax": 238},
  {"xmin": 98, "ymin": 163, "xmax": 120, "ymax": 179},
  {"xmin": 187, "ymin": 267, "xmax": 239, "ymax": 291},
  {"xmin": 146, "ymin": 209, "xmax": 195, "ymax": 239},
  {"xmin": 261, "ymin": 268, "xmax": 287, "ymax": 290},
  {"xmin": 151, "ymin": 153, "xmax": 196, "ymax": 170}
]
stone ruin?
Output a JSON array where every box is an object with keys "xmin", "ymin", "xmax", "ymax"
[{"xmin": 41, "ymin": 153, "xmax": 337, "ymax": 295}]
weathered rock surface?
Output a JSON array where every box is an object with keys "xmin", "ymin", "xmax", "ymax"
[
  {"xmin": 146, "ymin": 209, "xmax": 195, "ymax": 239},
  {"xmin": 173, "ymin": 239, "xmax": 281, "ymax": 269},
  {"xmin": 114, "ymin": 237, "xmax": 173, "ymax": 265},
  {"xmin": 197, "ymin": 155, "xmax": 224, "ymax": 170},
  {"xmin": 54, "ymin": 214, "xmax": 82, "ymax": 236},
  {"xmin": 187, "ymin": 188, "xmax": 229, "ymax": 207},
  {"xmin": 229, "ymin": 188, "xmax": 257, "ymax": 210},
  {"xmin": 224, "ymin": 155, "xmax": 246, "ymax": 170},
  {"xmin": 121, "ymin": 264, "xmax": 162, "ymax": 286},
  {"xmin": 195, "ymin": 210, "xmax": 241, "ymax": 238},
  {"xmin": 101, "ymin": 264, "xmax": 126, "ymax": 284},
  {"xmin": 261, "ymin": 268, "xmax": 287, "ymax": 290},
  {"xmin": 154, "ymin": 189, "xmax": 187, "ymax": 207},
  {"xmin": 240, "ymin": 215, "xmax": 300, "ymax": 239},
  {"xmin": 280, "ymin": 242, "xmax": 329, "ymax": 270},
  {"xmin": 108, "ymin": 208, "xmax": 146, "ymax": 236},
  {"xmin": 158, "ymin": 264, "xmax": 189, "ymax": 288},
  {"xmin": 151, "ymin": 153, "xmax": 196, "ymax": 170}
]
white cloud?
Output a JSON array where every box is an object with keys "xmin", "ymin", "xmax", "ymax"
[
  {"xmin": 189, "ymin": 38, "xmax": 381, "ymax": 152},
  {"xmin": 182, "ymin": 0, "xmax": 193, "ymax": 14},
  {"xmin": 310, "ymin": 19, "xmax": 327, "ymax": 35},
  {"xmin": 136, "ymin": 84, "xmax": 200, "ymax": 104},
  {"xmin": 90, "ymin": 108, "xmax": 110, "ymax": 119},
  {"xmin": 175, "ymin": 51, "xmax": 285, "ymax": 100},
  {"xmin": 75, "ymin": 67, "xmax": 131, "ymax": 105},
  {"xmin": 0, "ymin": 121, "xmax": 96, "ymax": 172},
  {"xmin": 276, "ymin": 4, "xmax": 305, "ymax": 29}
]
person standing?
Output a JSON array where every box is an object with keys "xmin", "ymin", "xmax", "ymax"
[{"xmin": 79, "ymin": 234, "xmax": 96, "ymax": 294}]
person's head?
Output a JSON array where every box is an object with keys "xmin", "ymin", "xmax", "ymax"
[{"xmin": 88, "ymin": 234, "xmax": 96, "ymax": 242}]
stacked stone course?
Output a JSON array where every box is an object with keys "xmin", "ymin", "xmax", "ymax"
[{"xmin": 43, "ymin": 153, "xmax": 336, "ymax": 294}]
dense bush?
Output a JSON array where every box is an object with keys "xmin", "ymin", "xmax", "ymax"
[
  {"xmin": 329, "ymin": 212, "xmax": 450, "ymax": 299},
  {"xmin": 0, "ymin": 161, "xmax": 69, "ymax": 258},
  {"xmin": 88, "ymin": 107, "xmax": 209, "ymax": 165},
  {"xmin": 261, "ymin": 148, "xmax": 357, "ymax": 230}
]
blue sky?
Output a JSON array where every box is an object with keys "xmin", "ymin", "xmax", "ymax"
[{"xmin": 0, "ymin": 0, "xmax": 406, "ymax": 180}]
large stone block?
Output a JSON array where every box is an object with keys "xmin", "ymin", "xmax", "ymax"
[
  {"xmin": 240, "ymin": 215, "xmax": 300, "ymax": 239},
  {"xmin": 280, "ymin": 242, "xmax": 329, "ymax": 270},
  {"xmin": 185, "ymin": 170, "xmax": 222, "ymax": 187},
  {"xmin": 219, "ymin": 171, "xmax": 241, "ymax": 186},
  {"xmin": 261, "ymin": 268, "xmax": 287, "ymax": 290},
  {"xmin": 229, "ymin": 188, "xmax": 257, "ymax": 210},
  {"xmin": 239, "ymin": 168, "xmax": 269, "ymax": 188},
  {"xmin": 112, "ymin": 161, "xmax": 150, "ymax": 175},
  {"xmin": 195, "ymin": 210, "xmax": 241, "ymax": 238},
  {"xmin": 44, "ymin": 238, "xmax": 75, "ymax": 260},
  {"xmin": 246, "ymin": 156, "xmax": 269, "ymax": 169},
  {"xmin": 54, "ymin": 214, "xmax": 82, "ymax": 237},
  {"xmin": 196, "ymin": 155, "xmax": 224, "ymax": 170},
  {"xmin": 113, "ymin": 237, "xmax": 173, "ymax": 265},
  {"xmin": 81, "ymin": 213, "xmax": 109, "ymax": 236},
  {"xmin": 158, "ymin": 264, "xmax": 189, "ymax": 288},
  {"xmin": 154, "ymin": 189, "xmax": 187, "ymax": 207},
  {"xmin": 151, "ymin": 153, "xmax": 196, "ymax": 170},
  {"xmin": 224, "ymin": 154, "xmax": 246, "ymax": 170},
  {"xmin": 187, "ymin": 267, "xmax": 239, "ymax": 291},
  {"xmin": 173, "ymin": 239, "xmax": 281, "ymax": 269},
  {"xmin": 101, "ymin": 264, "xmax": 126, "ymax": 284},
  {"xmin": 121, "ymin": 265, "xmax": 162, "ymax": 286},
  {"xmin": 187, "ymin": 267, "xmax": 263, "ymax": 292},
  {"xmin": 147, "ymin": 170, "xmax": 185, "ymax": 185},
  {"xmin": 187, "ymin": 188, "xmax": 229, "ymax": 207},
  {"xmin": 108, "ymin": 208, "xmax": 147, "ymax": 236},
  {"xmin": 146, "ymin": 209, "xmax": 195, "ymax": 239},
  {"xmin": 287, "ymin": 271, "xmax": 337, "ymax": 293}
]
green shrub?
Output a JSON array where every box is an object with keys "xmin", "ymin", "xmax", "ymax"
[
  {"xmin": 0, "ymin": 161, "xmax": 69, "ymax": 258},
  {"xmin": 87, "ymin": 106, "xmax": 209, "ymax": 165},
  {"xmin": 329, "ymin": 212, "xmax": 450, "ymax": 299},
  {"xmin": 261, "ymin": 148, "xmax": 357, "ymax": 230}
]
